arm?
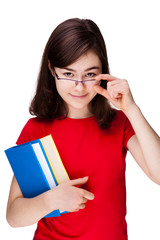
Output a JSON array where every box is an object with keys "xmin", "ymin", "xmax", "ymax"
[
  {"xmin": 7, "ymin": 176, "xmax": 51, "ymax": 227},
  {"xmin": 94, "ymin": 74, "xmax": 160, "ymax": 184},
  {"xmin": 7, "ymin": 176, "xmax": 94, "ymax": 227},
  {"xmin": 126, "ymin": 105, "xmax": 160, "ymax": 184}
]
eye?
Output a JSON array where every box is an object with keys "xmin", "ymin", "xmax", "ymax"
[
  {"xmin": 64, "ymin": 72, "xmax": 73, "ymax": 78},
  {"xmin": 86, "ymin": 72, "xmax": 96, "ymax": 78}
]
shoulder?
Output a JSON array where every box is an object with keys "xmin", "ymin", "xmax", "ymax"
[
  {"xmin": 16, "ymin": 117, "xmax": 54, "ymax": 144},
  {"xmin": 109, "ymin": 109, "xmax": 134, "ymax": 135},
  {"xmin": 21, "ymin": 117, "xmax": 46, "ymax": 134},
  {"xmin": 24, "ymin": 117, "xmax": 47, "ymax": 130},
  {"xmin": 112, "ymin": 109, "xmax": 127, "ymax": 126}
]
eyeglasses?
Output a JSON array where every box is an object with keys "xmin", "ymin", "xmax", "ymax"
[{"xmin": 54, "ymin": 71, "xmax": 101, "ymax": 87}]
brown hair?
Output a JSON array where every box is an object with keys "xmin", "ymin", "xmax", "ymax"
[{"xmin": 29, "ymin": 18, "xmax": 116, "ymax": 129}]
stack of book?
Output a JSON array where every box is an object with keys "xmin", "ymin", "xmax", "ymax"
[{"xmin": 5, "ymin": 135, "xmax": 70, "ymax": 218}]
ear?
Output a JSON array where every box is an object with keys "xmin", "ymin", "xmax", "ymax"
[{"xmin": 48, "ymin": 60, "xmax": 55, "ymax": 77}]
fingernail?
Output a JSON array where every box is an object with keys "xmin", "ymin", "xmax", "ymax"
[
  {"xmin": 84, "ymin": 176, "xmax": 89, "ymax": 179},
  {"xmin": 91, "ymin": 194, "xmax": 95, "ymax": 200}
]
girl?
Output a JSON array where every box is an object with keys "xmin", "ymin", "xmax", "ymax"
[{"xmin": 6, "ymin": 18, "xmax": 160, "ymax": 240}]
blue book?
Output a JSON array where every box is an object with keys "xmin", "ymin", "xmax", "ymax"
[{"xmin": 5, "ymin": 141, "xmax": 61, "ymax": 218}]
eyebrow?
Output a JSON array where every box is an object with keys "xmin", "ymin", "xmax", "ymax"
[{"xmin": 62, "ymin": 66, "xmax": 101, "ymax": 72}]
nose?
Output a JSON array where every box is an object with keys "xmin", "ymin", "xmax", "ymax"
[
  {"xmin": 74, "ymin": 74, "xmax": 86, "ymax": 89},
  {"xmin": 74, "ymin": 81, "xmax": 86, "ymax": 91},
  {"xmin": 75, "ymin": 80, "xmax": 85, "ymax": 86}
]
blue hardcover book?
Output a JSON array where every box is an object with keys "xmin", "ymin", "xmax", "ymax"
[{"xmin": 5, "ymin": 142, "xmax": 61, "ymax": 218}]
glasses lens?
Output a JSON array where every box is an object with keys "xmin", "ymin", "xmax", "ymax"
[{"xmin": 58, "ymin": 78, "xmax": 100, "ymax": 87}]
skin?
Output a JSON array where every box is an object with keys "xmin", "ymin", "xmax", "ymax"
[{"xmin": 6, "ymin": 50, "xmax": 160, "ymax": 228}]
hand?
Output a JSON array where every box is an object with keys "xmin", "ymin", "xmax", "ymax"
[
  {"xmin": 93, "ymin": 74, "xmax": 136, "ymax": 113},
  {"xmin": 49, "ymin": 176, "xmax": 95, "ymax": 212}
]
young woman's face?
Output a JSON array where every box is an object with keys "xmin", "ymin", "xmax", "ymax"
[{"xmin": 54, "ymin": 50, "xmax": 102, "ymax": 117}]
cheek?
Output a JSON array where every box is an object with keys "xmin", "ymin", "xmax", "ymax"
[
  {"xmin": 56, "ymin": 83, "xmax": 63, "ymax": 97},
  {"xmin": 55, "ymin": 80, "xmax": 64, "ymax": 94},
  {"xmin": 55, "ymin": 82, "xmax": 70, "ymax": 100}
]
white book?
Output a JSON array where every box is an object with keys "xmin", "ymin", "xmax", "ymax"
[{"xmin": 32, "ymin": 142, "xmax": 57, "ymax": 189}]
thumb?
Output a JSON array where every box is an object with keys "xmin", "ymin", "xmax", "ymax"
[
  {"xmin": 93, "ymin": 85, "xmax": 111, "ymax": 101},
  {"xmin": 69, "ymin": 176, "xmax": 89, "ymax": 186}
]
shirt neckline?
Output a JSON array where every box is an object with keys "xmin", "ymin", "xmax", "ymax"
[{"xmin": 60, "ymin": 114, "xmax": 95, "ymax": 121}]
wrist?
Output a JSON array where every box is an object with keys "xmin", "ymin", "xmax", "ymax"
[
  {"xmin": 45, "ymin": 188, "xmax": 59, "ymax": 213},
  {"xmin": 123, "ymin": 103, "xmax": 141, "ymax": 119}
]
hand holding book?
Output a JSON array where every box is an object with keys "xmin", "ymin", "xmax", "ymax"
[{"xmin": 48, "ymin": 176, "xmax": 95, "ymax": 213}]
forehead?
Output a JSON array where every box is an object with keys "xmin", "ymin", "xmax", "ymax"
[{"xmin": 65, "ymin": 50, "xmax": 102, "ymax": 72}]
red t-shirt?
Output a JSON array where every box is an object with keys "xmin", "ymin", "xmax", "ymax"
[{"xmin": 16, "ymin": 110, "xmax": 135, "ymax": 240}]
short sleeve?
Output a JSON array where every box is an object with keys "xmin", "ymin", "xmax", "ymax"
[
  {"xmin": 16, "ymin": 119, "xmax": 35, "ymax": 145},
  {"xmin": 123, "ymin": 116, "xmax": 135, "ymax": 151},
  {"xmin": 16, "ymin": 118, "xmax": 47, "ymax": 145}
]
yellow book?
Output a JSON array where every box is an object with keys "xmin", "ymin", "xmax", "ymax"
[{"xmin": 40, "ymin": 135, "xmax": 70, "ymax": 184}]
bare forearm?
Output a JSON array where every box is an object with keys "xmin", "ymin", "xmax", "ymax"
[
  {"xmin": 124, "ymin": 104, "xmax": 160, "ymax": 181},
  {"xmin": 6, "ymin": 190, "xmax": 54, "ymax": 227}
]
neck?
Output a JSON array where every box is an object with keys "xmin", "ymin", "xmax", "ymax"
[{"xmin": 64, "ymin": 107, "xmax": 93, "ymax": 119}]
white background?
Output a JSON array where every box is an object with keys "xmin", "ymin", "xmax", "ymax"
[{"xmin": 0, "ymin": 0, "xmax": 160, "ymax": 239}]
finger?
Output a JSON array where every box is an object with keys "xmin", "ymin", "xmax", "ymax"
[
  {"xmin": 83, "ymin": 189, "xmax": 95, "ymax": 200},
  {"xmin": 109, "ymin": 81, "xmax": 129, "ymax": 97},
  {"xmin": 82, "ymin": 197, "xmax": 88, "ymax": 204},
  {"xmin": 70, "ymin": 176, "xmax": 89, "ymax": 186},
  {"xmin": 74, "ymin": 209, "xmax": 79, "ymax": 212},
  {"xmin": 79, "ymin": 204, "xmax": 86, "ymax": 209},
  {"xmin": 93, "ymin": 85, "xmax": 113, "ymax": 101},
  {"xmin": 95, "ymin": 74, "xmax": 119, "ymax": 82},
  {"xmin": 110, "ymin": 88, "xmax": 122, "ymax": 100},
  {"xmin": 107, "ymin": 79, "xmax": 123, "ymax": 87}
]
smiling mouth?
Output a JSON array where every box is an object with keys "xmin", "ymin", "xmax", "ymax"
[{"xmin": 70, "ymin": 93, "xmax": 88, "ymax": 98}]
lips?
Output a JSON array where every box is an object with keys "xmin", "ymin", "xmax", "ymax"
[{"xmin": 70, "ymin": 93, "xmax": 88, "ymax": 98}]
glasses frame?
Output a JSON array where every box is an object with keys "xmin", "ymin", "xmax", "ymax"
[{"xmin": 54, "ymin": 71, "xmax": 99, "ymax": 86}]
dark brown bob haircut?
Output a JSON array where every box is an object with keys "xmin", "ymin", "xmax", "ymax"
[{"xmin": 29, "ymin": 18, "xmax": 116, "ymax": 129}]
